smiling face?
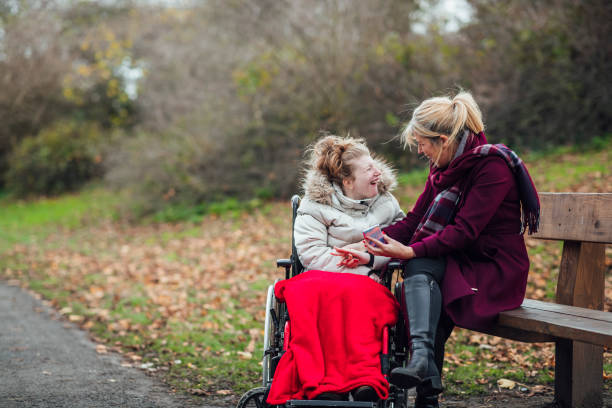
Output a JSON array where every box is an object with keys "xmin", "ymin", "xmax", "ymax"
[
  {"xmin": 415, "ymin": 134, "xmax": 453, "ymax": 168},
  {"xmin": 342, "ymin": 154, "xmax": 381, "ymax": 200}
]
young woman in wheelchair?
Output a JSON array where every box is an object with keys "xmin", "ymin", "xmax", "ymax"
[
  {"xmin": 335, "ymin": 91, "xmax": 539, "ymax": 408},
  {"xmin": 265, "ymin": 135, "xmax": 405, "ymax": 404}
]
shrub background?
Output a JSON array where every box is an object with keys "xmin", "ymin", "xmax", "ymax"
[
  {"xmin": 6, "ymin": 121, "xmax": 107, "ymax": 196},
  {"xmin": 0, "ymin": 0, "xmax": 610, "ymax": 214}
]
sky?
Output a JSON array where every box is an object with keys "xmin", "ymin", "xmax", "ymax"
[{"xmin": 414, "ymin": 0, "xmax": 474, "ymax": 33}]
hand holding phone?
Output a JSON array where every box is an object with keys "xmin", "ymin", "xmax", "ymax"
[{"xmin": 363, "ymin": 225, "xmax": 386, "ymax": 247}]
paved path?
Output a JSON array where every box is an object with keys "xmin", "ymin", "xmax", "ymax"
[{"xmin": 0, "ymin": 282, "xmax": 219, "ymax": 408}]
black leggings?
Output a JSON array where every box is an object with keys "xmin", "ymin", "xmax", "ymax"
[{"xmin": 403, "ymin": 257, "xmax": 446, "ymax": 284}]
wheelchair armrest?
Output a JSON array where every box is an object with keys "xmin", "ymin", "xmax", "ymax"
[
  {"xmin": 277, "ymin": 259, "xmax": 291, "ymax": 268},
  {"xmin": 387, "ymin": 260, "xmax": 404, "ymax": 271},
  {"xmin": 277, "ymin": 259, "xmax": 293, "ymax": 280}
]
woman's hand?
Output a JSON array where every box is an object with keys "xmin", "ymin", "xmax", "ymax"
[
  {"xmin": 331, "ymin": 247, "xmax": 370, "ymax": 268},
  {"xmin": 364, "ymin": 232, "xmax": 415, "ymax": 260}
]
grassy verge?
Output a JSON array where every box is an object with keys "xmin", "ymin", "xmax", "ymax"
[
  {"xmin": 0, "ymin": 187, "xmax": 119, "ymax": 252},
  {"xmin": 0, "ymin": 138, "xmax": 610, "ymax": 400}
]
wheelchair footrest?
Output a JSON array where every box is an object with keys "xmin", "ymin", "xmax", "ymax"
[{"xmin": 286, "ymin": 401, "xmax": 376, "ymax": 407}]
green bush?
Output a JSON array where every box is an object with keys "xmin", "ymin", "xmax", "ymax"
[
  {"xmin": 459, "ymin": 0, "xmax": 612, "ymax": 150},
  {"xmin": 6, "ymin": 121, "xmax": 106, "ymax": 196},
  {"xmin": 104, "ymin": 126, "xmax": 281, "ymax": 220}
]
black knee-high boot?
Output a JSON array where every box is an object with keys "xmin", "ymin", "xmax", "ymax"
[
  {"xmin": 389, "ymin": 274, "xmax": 442, "ymax": 394},
  {"xmin": 414, "ymin": 313, "xmax": 454, "ymax": 408}
]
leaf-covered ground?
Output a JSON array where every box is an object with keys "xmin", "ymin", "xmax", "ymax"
[{"xmin": 1, "ymin": 145, "xmax": 611, "ymax": 405}]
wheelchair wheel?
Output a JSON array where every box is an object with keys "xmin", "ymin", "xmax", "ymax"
[
  {"xmin": 386, "ymin": 388, "xmax": 408, "ymax": 408},
  {"xmin": 263, "ymin": 282, "xmax": 281, "ymax": 385},
  {"xmin": 236, "ymin": 386, "xmax": 268, "ymax": 408}
]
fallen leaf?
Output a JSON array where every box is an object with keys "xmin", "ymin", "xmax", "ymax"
[
  {"xmin": 190, "ymin": 389, "xmax": 208, "ymax": 396},
  {"xmin": 497, "ymin": 378, "xmax": 516, "ymax": 389},
  {"xmin": 59, "ymin": 307, "xmax": 72, "ymax": 315},
  {"xmin": 129, "ymin": 354, "xmax": 142, "ymax": 361}
]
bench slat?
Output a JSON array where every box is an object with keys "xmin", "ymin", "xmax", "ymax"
[
  {"xmin": 533, "ymin": 193, "xmax": 612, "ymax": 243},
  {"xmin": 497, "ymin": 300, "xmax": 612, "ymax": 347},
  {"xmin": 520, "ymin": 298, "xmax": 612, "ymax": 323},
  {"xmin": 472, "ymin": 325, "xmax": 555, "ymax": 343}
]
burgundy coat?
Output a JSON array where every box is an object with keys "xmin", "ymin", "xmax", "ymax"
[{"xmin": 383, "ymin": 133, "xmax": 529, "ymax": 330}]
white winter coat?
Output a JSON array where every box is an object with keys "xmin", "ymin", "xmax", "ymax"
[{"xmin": 294, "ymin": 159, "xmax": 405, "ymax": 277}]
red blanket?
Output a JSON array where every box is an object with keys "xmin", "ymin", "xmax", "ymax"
[{"xmin": 266, "ymin": 270, "xmax": 399, "ymax": 404}]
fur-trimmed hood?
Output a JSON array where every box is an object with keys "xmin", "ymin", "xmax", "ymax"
[{"xmin": 301, "ymin": 158, "xmax": 399, "ymax": 206}]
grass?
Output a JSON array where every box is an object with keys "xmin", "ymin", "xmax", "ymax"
[
  {"xmin": 0, "ymin": 137, "xmax": 610, "ymax": 400},
  {"xmin": 0, "ymin": 187, "xmax": 119, "ymax": 252},
  {"xmin": 149, "ymin": 197, "xmax": 267, "ymax": 224},
  {"xmin": 441, "ymin": 329, "xmax": 556, "ymax": 395}
]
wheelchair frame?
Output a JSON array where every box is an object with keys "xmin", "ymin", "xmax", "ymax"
[{"xmin": 237, "ymin": 195, "xmax": 409, "ymax": 408}]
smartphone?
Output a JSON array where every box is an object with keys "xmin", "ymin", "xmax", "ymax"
[{"xmin": 363, "ymin": 224, "xmax": 386, "ymax": 246}]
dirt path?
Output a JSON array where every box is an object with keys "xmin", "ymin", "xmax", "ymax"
[{"xmin": 0, "ymin": 281, "xmax": 224, "ymax": 408}]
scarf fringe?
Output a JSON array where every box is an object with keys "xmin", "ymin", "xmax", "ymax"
[{"xmin": 524, "ymin": 209, "xmax": 540, "ymax": 235}]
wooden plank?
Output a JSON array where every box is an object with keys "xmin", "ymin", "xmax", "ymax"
[
  {"xmin": 520, "ymin": 299, "xmax": 612, "ymax": 323},
  {"xmin": 532, "ymin": 193, "xmax": 612, "ymax": 243},
  {"xmin": 476, "ymin": 298, "xmax": 612, "ymax": 344},
  {"xmin": 572, "ymin": 242, "xmax": 606, "ymax": 309},
  {"xmin": 556, "ymin": 240, "xmax": 580, "ymax": 305},
  {"xmin": 498, "ymin": 309, "xmax": 612, "ymax": 343},
  {"xmin": 473, "ymin": 324, "xmax": 555, "ymax": 343},
  {"xmin": 497, "ymin": 308, "xmax": 612, "ymax": 347},
  {"xmin": 555, "ymin": 241, "xmax": 606, "ymax": 310},
  {"xmin": 556, "ymin": 242, "xmax": 606, "ymax": 309},
  {"xmin": 554, "ymin": 339, "xmax": 604, "ymax": 408},
  {"xmin": 571, "ymin": 342, "xmax": 603, "ymax": 408}
]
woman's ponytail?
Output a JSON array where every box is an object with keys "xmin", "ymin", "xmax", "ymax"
[
  {"xmin": 452, "ymin": 92, "xmax": 484, "ymax": 137},
  {"xmin": 401, "ymin": 90, "xmax": 484, "ymax": 150}
]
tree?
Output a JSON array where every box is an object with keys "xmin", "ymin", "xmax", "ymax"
[{"xmin": 457, "ymin": 0, "xmax": 612, "ymax": 148}]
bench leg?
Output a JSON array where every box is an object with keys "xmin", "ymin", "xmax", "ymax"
[{"xmin": 555, "ymin": 339, "xmax": 603, "ymax": 408}]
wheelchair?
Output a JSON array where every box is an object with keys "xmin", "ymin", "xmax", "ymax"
[{"xmin": 237, "ymin": 195, "xmax": 409, "ymax": 408}]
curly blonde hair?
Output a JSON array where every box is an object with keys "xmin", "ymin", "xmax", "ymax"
[{"xmin": 307, "ymin": 135, "xmax": 370, "ymax": 185}]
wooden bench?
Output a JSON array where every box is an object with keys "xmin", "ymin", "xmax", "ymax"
[{"xmin": 468, "ymin": 193, "xmax": 612, "ymax": 408}]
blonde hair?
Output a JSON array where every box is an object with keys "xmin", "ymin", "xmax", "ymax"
[
  {"xmin": 308, "ymin": 135, "xmax": 370, "ymax": 185},
  {"xmin": 401, "ymin": 91, "xmax": 485, "ymax": 157}
]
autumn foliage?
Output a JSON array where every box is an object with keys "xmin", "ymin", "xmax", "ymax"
[{"xmin": 2, "ymin": 146, "xmax": 610, "ymax": 402}]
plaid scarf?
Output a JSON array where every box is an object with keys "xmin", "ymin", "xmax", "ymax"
[
  {"xmin": 411, "ymin": 132, "xmax": 540, "ymax": 244},
  {"xmin": 410, "ymin": 185, "xmax": 463, "ymax": 244}
]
